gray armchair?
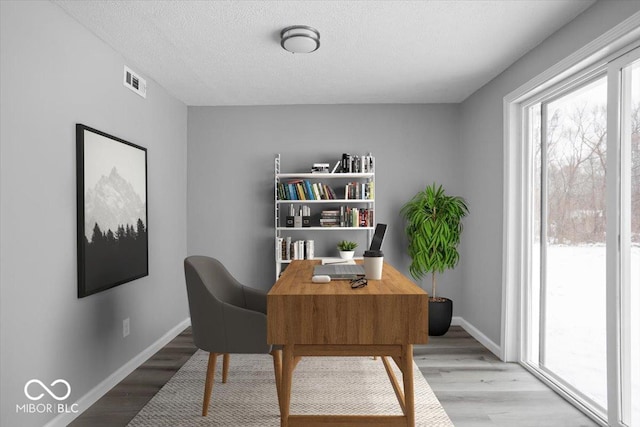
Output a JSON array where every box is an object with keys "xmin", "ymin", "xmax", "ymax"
[{"xmin": 184, "ymin": 256, "xmax": 281, "ymax": 417}]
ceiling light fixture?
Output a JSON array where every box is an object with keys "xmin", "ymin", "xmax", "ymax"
[{"xmin": 280, "ymin": 25, "xmax": 320, "ymax": 54}]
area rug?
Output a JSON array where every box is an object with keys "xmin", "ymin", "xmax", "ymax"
[{"xmin": 127, "ymin": 350, "xmax": 453, "ymax": 426}]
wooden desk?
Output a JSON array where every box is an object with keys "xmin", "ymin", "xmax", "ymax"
[{"xmin": 267, "ymin": 260, "xmax": 428, "ymax": 427}]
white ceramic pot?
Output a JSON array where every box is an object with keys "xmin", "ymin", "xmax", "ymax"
[{"xmin": 339, "ymin": 250, "xmax": 355, "ymax": 259}]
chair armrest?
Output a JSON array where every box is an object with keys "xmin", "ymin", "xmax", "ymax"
[
  {"xmin": 222, "ymin": 302, "xmax": 271, "ymax": 354},
  {"xmin": 242, "ymin": 285, "xmax": 267, "ymax": 314}
]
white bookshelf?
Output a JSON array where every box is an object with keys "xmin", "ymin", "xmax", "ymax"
[{"xmin": 274, "ymin": 154, "xmax": 375, "ymax": 279}]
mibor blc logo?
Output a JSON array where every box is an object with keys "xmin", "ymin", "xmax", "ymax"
[{"xmin": 16, "ymin": 379, "xmax": 79, "ymax": 414}]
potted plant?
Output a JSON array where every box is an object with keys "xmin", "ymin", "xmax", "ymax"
[
  {"xmin": 337, "ymin": 241, "xmax": 358, "ymax": 259},
  {"xmin": 400, "ymin": 183, "xmax": 469, "ymax": 336}
]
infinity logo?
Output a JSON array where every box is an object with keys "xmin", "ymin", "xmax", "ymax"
[{"xmin": 24, "ymin": 379, "xmax": 71, "ymax": 401}]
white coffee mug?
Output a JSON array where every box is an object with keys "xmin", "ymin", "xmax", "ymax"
[{"xmin": 363, "ymin": 250, "xmax": 383, "ymax": 280}]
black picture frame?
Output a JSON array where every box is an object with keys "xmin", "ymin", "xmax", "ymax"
[{"xmin": 76, "ymin": 124, "xmax": 148, "ymax": 298}]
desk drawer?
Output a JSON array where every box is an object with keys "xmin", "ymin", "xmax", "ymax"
[{"xmin": 267, "ymin": 294, "xmax": 428, "ymax": 345}]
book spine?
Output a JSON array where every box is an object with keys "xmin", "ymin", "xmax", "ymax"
[
  {"xmin": 276, "ymin": 237, "xmax": 283, "ymax": 261},
  {"xmin": 304, "ymin": 180, "xmax": 315, "ymax": 200},
  {"xmin": 305, "ymin": 240, "xmax": 314, "ymax": 259},
  {"xmin": 285, "ymin": 236, "xmax": 291, "ymax": 260}
]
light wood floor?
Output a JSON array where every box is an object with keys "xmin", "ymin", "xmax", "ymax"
[
  {"xmin": 71, "ymin": 326, "xmax": 598, "ymax": 426},
  {"xmin": 415, "ymin": 327, "xmax": 598, "ymax": 427}
]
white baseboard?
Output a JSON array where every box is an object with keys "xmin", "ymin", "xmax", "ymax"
[
  {"xmin": 451, "ymin": 316, "xmax": 502, "ymax": 359},
  {"xmin": 45, "ymin": 317, "xmax": 192, "ymax": 427}
]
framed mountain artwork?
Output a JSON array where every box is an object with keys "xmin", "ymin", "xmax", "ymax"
[{"xmin": 76, "ymin": 124, "xmax": 148, "ymax": 298}]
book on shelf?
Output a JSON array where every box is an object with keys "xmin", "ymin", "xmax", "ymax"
[
  {"xmin": 286, "ymin": 236, "xmax": 291, "ymax": 260},
  {"xmin": 330, "ymin": 161, "xmax": 340, "ymax": 173},
  {"xmin": 319, "ymin": 207, "xmax": 373, "ymax": 227},
  {"xmin": 344, "ymin": 181, "xmax": 374, "ymax": 200},
  {"xmin": 339, "ymin": 153, "xmax": 375, "ymax": 174},
  {"xmin": 321, "ymin": 209, "xmax": 340, "ymax": 227},
  {"xmin": 305, "ymin": 240, "xmax": 315, "ymax": 259},
  {"xmin": 276, "ymin": 237, "xmax": 282, "ymax": 261},
  {"xmin": 278, "ymin": 238, "xmax": 314, "ymax": 261},
  {"xmin": 277, "ymin": 180, "xmax": 338, "ymax": 201}
]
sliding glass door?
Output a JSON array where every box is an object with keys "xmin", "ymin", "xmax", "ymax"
[
  {"xmin": 523, "ymin": 45, "xmax": 640, "ymax": 426},
  {"xmin": 629, "ymin": 55, "xmax": 639, "ymax": 427},
  {"xmin": 528, "ymin": 75, "xmax": 608, "ymax": 416},
  {"xmin": 616, "ymin": 53, "xmax": 640, "ymax": 427}
]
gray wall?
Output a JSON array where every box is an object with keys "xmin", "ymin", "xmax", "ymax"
[
  {"xmin": 0, "ymin": 2, "xmax": 188, "ymax": 426},
  {"xmin": 188, "ymin": 104, "xmax": 463, "ymax": 298},
  {"xmin": 458, "ymin": 0, "xmax": 640, "ymax": 346}
]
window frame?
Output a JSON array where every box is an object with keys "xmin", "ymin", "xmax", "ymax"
[{"xmin": 502, "ymin": 14, "xmax": 640, "ymax": 427}]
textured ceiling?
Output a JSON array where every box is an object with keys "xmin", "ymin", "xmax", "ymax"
[{"xmin": 54, "ymin": 1, "xmax": 595, "ymax": 106}]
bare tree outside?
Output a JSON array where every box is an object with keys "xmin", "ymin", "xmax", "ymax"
[{"xmin": 546, "ymin": 100, "xmax": 609, "ymax": 244}]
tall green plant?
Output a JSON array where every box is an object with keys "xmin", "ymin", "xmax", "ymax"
[{"xmin": 400, "ymin": 183, "xmax": 469, "ymax": 299}]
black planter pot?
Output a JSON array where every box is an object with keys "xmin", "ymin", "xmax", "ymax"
[{"xmin": 428, "ymin": 298, "xmax": 453, "ymax": 336}]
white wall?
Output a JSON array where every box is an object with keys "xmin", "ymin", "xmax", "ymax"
[
  {"xmin": 187, "ymin": 104, "xmax": 463, "ymax": 298},
  {"xmin": 0, "ymin": 2, "xmax": 188, "ymax": 426},
  {"xmin": 458, "ymin": 0, "xmax": 640, "ymax": 348}
]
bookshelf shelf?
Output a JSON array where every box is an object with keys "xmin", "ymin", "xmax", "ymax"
[
  {"xmin": 276, "ymin": 199, "xmax": 374, "ymax": 204},
  {"xmin": 276, "ymin": 227, "xmax": 374, "ymax": 231},
  {"xmin": 274, "ymin": 154, "xmax": 376, "ymax": 279},
  {"xmin": 277, "ymin": 172, "xmax": 374, "ymax": 179},
  {"xmin": 280, "ymin": 256, "xmax": 365, "ymax": 264}
]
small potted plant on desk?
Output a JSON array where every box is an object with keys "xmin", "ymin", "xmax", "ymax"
[
  {"xmin": 337, "ymin": 241, "xmax": 358, "ymax": 260},
  {"xmin": 400, "ymin": 183, "xmax": 469, "ymax": 336}
]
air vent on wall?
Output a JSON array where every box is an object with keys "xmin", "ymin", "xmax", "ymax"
[{"xmin": 123, "ymin": 65, "xmax": 147, "ymax": 98}]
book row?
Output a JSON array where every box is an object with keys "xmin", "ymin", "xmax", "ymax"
[
  {"xmin": 345, "ymin": 181, "xmax": 374, "ymax": 200},
  {"xmin": 341, "ymin": 153, "xmax": 374, "ymax": 173},
  {"xmin": 277, "ymin": 180, "xmax": 374, "ymax": 201},
  {"xmin": 277, "ymin": 180, "xmax": 337, "ymax": 201},
  {"xmin": 276, "ymin": 237, "xmax": 314, "ymax": 261},
  {"xmin": 320, "ymin": 207, "xmax": 374, "ymax": 228}
]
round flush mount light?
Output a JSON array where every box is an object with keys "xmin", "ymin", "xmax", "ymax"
[{"xmin": 280, "ymin": 25, "xmax": 320, "ymax": 54}]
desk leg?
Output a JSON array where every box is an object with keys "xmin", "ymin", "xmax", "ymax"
[
  {"xmin": 280, "ymin": 344, "xmax": 294, "ymax": 427},
  {"xmin": 402, "ymin": 344, "xmax": 415, "ymax": 427}
]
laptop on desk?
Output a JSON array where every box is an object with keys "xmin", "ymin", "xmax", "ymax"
[{"xmin": 313, "ymin": 224, "xmax": 387, "ymax": 279}]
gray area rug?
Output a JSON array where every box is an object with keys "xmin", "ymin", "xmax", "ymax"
[{"xmin": 128, "ymin": 350, "xmax": 453, "ymax": 426}]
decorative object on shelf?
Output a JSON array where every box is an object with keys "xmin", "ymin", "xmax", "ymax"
[
  {"xmin": 337, "ymin": 241, "xmax": 358, "ymax": 259},
  {"xmin": 280, "ymin": 25, "xmax": 320, "ymax": 54},
  {"xmin": 76, "ymin": 124, "xmax": 148, "ymax": 298},
  {"xmin": 285, "ymin": 216, "xmax": 295, "ymax": 227},
  {"xmin": 311, "ymin": 163, "xmax": 330, "ymax": 173},
  {"xmin": 400, "ymin": 183, "xmax": 469, "ymax": 336}
]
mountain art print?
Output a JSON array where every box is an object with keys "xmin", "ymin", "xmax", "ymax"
[{"xmin": 76, "ymin": 124, "xmax": 148, "ymax": 297}]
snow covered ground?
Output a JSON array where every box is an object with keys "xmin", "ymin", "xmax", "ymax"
[{"xmin": 537, "ymin": 245, "xmax": 639, "ymax": 424}]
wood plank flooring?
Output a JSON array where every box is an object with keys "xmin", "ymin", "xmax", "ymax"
[
  {"xmin": 71, "ymin": 326, "xmax": 598, "ymax": 426},
  {"xmin": 69, "ymin": 330, "xmax": 197, "ymax": 427},
  {"xmin": 414, "ymin": 327, "xmax": 598, "ymax": 427}
]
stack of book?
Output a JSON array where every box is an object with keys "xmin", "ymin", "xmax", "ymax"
[
  {"xmin": 320, "ymin": 210, "xmax": 341, "ymax": 227},
  {"xmin": 277, "ymin": 180, "xmax": 338, "ymax": 201}
]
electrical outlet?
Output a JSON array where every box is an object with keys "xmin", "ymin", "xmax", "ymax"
[{"xmin": 123, "ymin": 317, "xmax": 130, "ymax": 338}]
